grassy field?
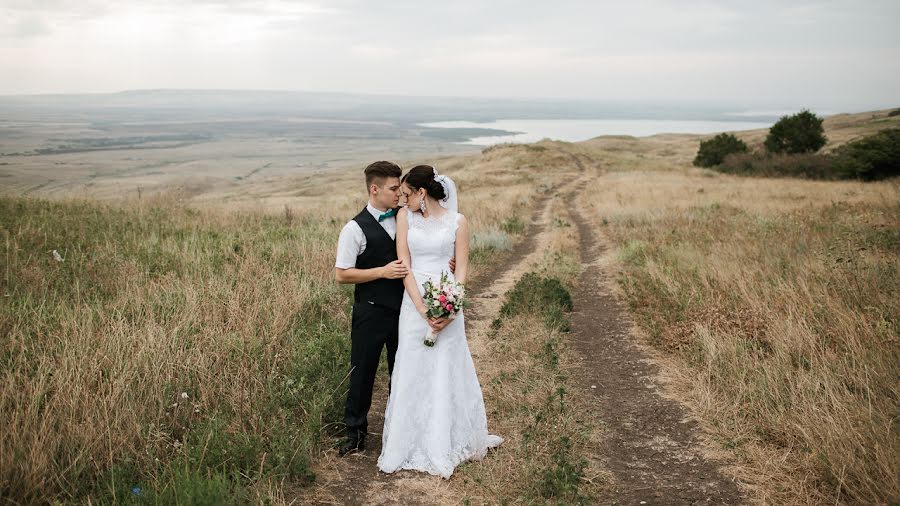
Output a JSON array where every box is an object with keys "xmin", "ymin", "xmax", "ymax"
[
  {"xmin": 1, "ymin": 195, "xmax": 353, "ymax": 502},
  {"xmin": 1, "ymin": 109, "xmax": 897, "ymax": 504},
  {"xmin": 0, "ymin": 145, "xmax": 573, "ymax": 503},
  {"xmin": 573, "ymin": 113, "xmax": 899, "ymax": 503}
]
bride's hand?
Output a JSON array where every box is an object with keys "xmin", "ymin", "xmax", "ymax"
[{"xmin": 428, "ymin": 316, "xmax": 451, "ymax": 332}]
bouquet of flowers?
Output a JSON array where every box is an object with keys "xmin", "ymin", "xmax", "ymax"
[{"xmin": 421, "ymin": 271, "xmax": 468, "ymax": 347}]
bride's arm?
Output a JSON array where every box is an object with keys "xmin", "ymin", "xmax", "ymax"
[
  {"xmin": 396, "ymin": 208, "xmax": 428, "ymax": 317},
  {"xmin": 454, "ymin": 214, "xmax": 469, "ymax": 286}
]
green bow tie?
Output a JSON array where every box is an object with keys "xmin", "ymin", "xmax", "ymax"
[{"xmin": 378, "ymin": 208, "xmax": 397, "ymax": 222}]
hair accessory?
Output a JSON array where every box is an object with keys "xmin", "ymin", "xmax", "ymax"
[
  {"xmin": 432, "ymin": 170, "xmax": 458, "ymax": 213},
  {"xmin": 433, "ymin": 167, "xmax": 449, "ymax": 202}
]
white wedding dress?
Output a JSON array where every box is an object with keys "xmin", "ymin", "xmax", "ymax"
[{"xmin": 377, "ymin": 209, "xmax": 502, "ymax": 479}]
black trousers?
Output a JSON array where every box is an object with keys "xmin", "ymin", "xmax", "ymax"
[{"xmin": 343, "ymin": 302, "xmax": 399, "ymax": 439}]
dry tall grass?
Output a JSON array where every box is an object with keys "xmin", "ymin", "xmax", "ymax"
[
  {"xmin": 5, "ymin": 110, "xmax": 896, "ymax": 503},
  {"xmin": 2, "ymin": 195, "xmax": 351, "ymax": 502},
  {"xmin": 0, "ymin": 147, "xmax": 561, "ymax": 503},
  {"xmin": 577, "ymin": 150, "xmax": 899, "ymax": 503}
]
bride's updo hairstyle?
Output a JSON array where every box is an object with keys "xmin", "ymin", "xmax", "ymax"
[{"xmin": 401, "ymin": 165, "xmax": 446, "ymax": 200}]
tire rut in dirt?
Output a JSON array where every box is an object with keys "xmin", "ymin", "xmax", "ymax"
[{"xmin": 567, "ymin": 160, "xmax": 745, "ymax": 505}]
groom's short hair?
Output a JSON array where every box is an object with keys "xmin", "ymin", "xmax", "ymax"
[{"xmin": 364, "ymin": 161, "xmax": 402, "ymax": 191}]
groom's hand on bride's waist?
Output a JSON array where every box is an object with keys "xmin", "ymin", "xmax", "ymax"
[{"xmin": 380, "ymin": 259, "xmax": 409, "ymax": 279}]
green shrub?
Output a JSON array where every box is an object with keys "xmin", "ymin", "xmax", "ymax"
[
  {"xmin": 831, "ymin": 128, "xmax": 900, "ymax": 181},
  {"xmin": 499, "ymin": 273, "xmax": 573, "ymax": 331},
  {"xmin": 765, "ymin": 110, "xmax": 827, "ymax": 154},
  {"xmin": 717, "ymin": 152, "xmax": 836, "ymax": 179},
  {"xmin": 712, "ymin": 128, "xmax": 900, "ymax": 181},
  {"xmin": 693, "ymin": 133, "xmax": 748, "ymax": 167}
]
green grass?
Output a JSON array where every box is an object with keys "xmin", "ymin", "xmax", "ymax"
[
  {"xmin": 501, "ymin": 216, "xmax": 526, "ymax": 235},
  {"xmin": 536, "ymin": 435, "xmax": 590, "ymax": 504},
  {"xmin": 470, "ymin": 230, "xmax": 513, "ymax": 266}
]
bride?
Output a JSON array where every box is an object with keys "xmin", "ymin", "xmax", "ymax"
[{"xmin": 377, "ymin": 165, "xmax": 502, "ymax": 479}]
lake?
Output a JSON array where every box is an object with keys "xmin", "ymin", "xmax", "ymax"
[{"xmin": 419, "ymin": 118, "xmax": 773, "ymax": 145}]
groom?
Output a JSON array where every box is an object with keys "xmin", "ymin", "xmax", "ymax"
[
  {"xmin": 334, "ymin": 161, "xmax": 407, "ymax": 456},
  {"xmin": 334, "ymin": 161, "xmax": 455, "ymax": 456}
]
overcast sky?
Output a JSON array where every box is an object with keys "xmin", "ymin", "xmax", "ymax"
[{"xmin": 1, "ymin": 0, "xmax": 898, "ymax": 110}]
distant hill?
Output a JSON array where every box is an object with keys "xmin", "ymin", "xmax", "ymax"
[{"xmin": 0, "ymin": 89, "xmax": 813, "ymax": 125}]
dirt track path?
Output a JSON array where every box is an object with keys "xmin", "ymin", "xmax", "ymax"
[{"xmin": 565, "ymin": 152, "xmax": 746, "ymax": 505}]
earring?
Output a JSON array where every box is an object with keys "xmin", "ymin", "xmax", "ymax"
[{"xmin": 420, "ymin": 198, "xmax": 427, "ymax": 213}]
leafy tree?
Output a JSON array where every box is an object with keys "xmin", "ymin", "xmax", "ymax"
[
  {"xmin": 693, "ymin": 133, "xmax": 749, "ymax": 167},
  {"xmin": 764, "ymin": 110, "xmax": 827, "ymax": 154}
]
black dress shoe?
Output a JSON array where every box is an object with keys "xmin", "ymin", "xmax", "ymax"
[{"xmin": 338, "ymin": 436, "xmax": 365, "ymax": 457}]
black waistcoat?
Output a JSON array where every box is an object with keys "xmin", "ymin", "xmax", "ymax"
[{"xmin": 352, "ymin": 207, "xmax": 404, "ymax": 310}]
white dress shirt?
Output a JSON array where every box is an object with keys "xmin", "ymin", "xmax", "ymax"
[{"xmin": 335, "ymin": 202, "xmax": 397, "ymax": 269}]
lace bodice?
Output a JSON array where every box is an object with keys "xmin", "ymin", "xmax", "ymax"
[{"xmin": 406, "ymin": 209, "xmax": 460, "ymax": 277}]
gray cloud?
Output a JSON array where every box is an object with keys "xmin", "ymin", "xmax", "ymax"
[{"xmin": 0, "ymin": 0, "xmax": 897, "ymax": 110}]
